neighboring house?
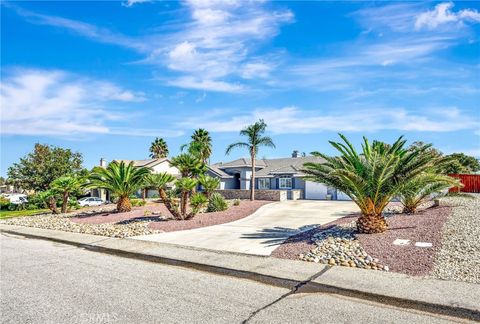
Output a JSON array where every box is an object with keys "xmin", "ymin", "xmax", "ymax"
[
  {"xmin": 91, "ymin": 158, "xmax": 180, "ymax": 200},
  {"xmin": 208, "ymin": 151, "xmax": 351, "ymax": 200}
]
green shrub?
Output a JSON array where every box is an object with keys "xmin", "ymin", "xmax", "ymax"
[
  {"xmin": 26, "ymin": 204, "xmax": 40, "ymax": 210},
  {"xmin": 190, "ymin": 193, "xmax": 208, "ymax": 214},
  {"xmin": 149, "ymin": 193, "xmax": 160, "ymax": 199},
  {"xmin": 8, "ymin": 203, "xmax": 25, "ymax": 211},
  {"xmin": 0, "ymin": 197, "xmax": 10, "ymax": 210},
  {"xmin": 68, "ymin": 197, "xmax": 81, "ymax": 211},
  {"xmin": 207, "ymin": 193, "xmax": 228, "ymax": 212},
  {"xmin": 233, "ymin": 199, "xmax": 241, "ymax": 206},
  {"xmin": 131, "ymin": 199, "xmax": 147, "ymax": 207}
]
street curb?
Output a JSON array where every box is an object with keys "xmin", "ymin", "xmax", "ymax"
[{"xmin": 2, "ymin": 225, "xmax": 479, "ymax": 322}]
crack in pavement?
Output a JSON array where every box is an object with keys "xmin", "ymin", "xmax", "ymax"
[{"xmin": 242, "ymin": 266, "xmax": 331, "ymax": 323}]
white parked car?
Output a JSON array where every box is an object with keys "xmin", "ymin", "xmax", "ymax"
[
  {"xmin": 78, "ymin": 197, "xmax": 107, "ymax": 207},
  {"xmin": 4, "ymin": 194, "xmax": 28, "ymax": 205}
]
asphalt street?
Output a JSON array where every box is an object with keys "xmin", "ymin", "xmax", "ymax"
[{"xmin": 0, "ymin": 233, "xmax": 463, "ymax": 324}]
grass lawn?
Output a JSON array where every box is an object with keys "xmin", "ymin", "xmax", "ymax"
[{"xmin": 0, "ymin": 209, "xmax": 49, "ymax": 219}]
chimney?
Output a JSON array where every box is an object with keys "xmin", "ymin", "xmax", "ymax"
[
  {"xmin": 100, "ymin": 158, "xmax": 107, "ymax": 168},
  {"xmin": 292, "ymin": 150, "xmax": 300, "ymax": 158}
]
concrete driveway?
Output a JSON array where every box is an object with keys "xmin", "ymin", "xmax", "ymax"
[{"xmin": 132, "ymin": 200, "xmax": 359, "ymax": 256}]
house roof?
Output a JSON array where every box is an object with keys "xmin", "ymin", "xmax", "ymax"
[
  {"xmin": 216, "ymin": 158, "xmax": 267, "ymax": 169},
  {"xmin": 210, "ymin": 156, "xmax": 326, "ymax": 178},
  {"xmin": 113, "ymin": 158, "xmax": 168, "ymax": 168},
  {"xmin": 207, "ymin": 165, "xmax": 233, "ymax": 178}
]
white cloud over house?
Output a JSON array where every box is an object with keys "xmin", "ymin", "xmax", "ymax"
[{"xmin": 179, "ymin": 106, "xmax": 479, "ymax": 134}]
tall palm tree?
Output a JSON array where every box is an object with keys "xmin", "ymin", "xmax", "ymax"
[
  {"xmin": 88, "ymin": 161, "xmax": 150, "ymax": 212},
  {"xmin": 50, "ymin": 176, "xmax": 84, "ymax": 213},
  {"xmin": 149, "ymin": 138, "xmax": 169, "ymax": 159},
  {"xmin": 144, "ymin": 172, "xmax": 180, "ymax": 218},
  {"xmin": 181, "ymin": 129, "xmax": 213, "ymax": 164},
  {"xmin": 303, "ymin": 134, "xmax": 436, "ymax": 234},
  {"xmin": 226, "ymin": 119, "xmax": 275, "ymax": 201}
]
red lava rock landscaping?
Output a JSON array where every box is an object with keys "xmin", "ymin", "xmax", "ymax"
[
  {"xmin": 272, "ymin": 204, "xmax": 453, "ymax": 276},
  {"xmin": 72, "ymin": 200, "xmax": 271, "ymax": 232},
  {"xmin": 148, "ymin": 200, "xmax": 270, "ymax": 232}
]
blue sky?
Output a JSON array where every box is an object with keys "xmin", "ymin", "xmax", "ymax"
[{"xmin": 1, "ymin": 0, "xmax": 479, "ymax": 175}]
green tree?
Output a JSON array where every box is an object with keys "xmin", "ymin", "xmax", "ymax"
[
  {"xmin": 50, "ymin": 176, "xmax": 85, "ymax": 214},
  {"xmin": 144, "ymin": 172, "xmax": 180, "ymax": 218},
  {"xmin": 182, "ymin": 129, "xmax": 213, "ymax": 164},
  {"xmin": 175, "ymin": 177, "xmax": 198, "ymax": 219},
  {"xmin": 7, "ymin": 144, "xmax": 83, "ymax": 192},
  {"xmin": 303, "ymin": 134, "xmax": 436, "ymax": 234},
  {"xmin": 443, "ymin": 153, "xmax": 480, "ymax": 174},
  {"xmin": 170, "ymin": 153, "xmax": 206, "ymax": 178},
  {"xmin": 198, "ymin": 174, "xmax": 220, "ymax": 198},
  {"xmin": 88, "ymin": 161, "xmax": 150, "ymax": 212},
  {"xmin": 37, "ymin": 190, "xmax": 59, "ymax": 214},
  {"xmin": 149, "ymin": 138, "xmax": 169, "ymax": 159},
  {"xmin": 226, "ymin": 119, "xmax": 275, "ymax": 201},
  {"xmin": 398, "ymin": 172, "xmax": 460, "ymax": 214}
]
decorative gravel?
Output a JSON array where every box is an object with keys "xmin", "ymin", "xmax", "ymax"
[
  {"xmin": 0, "ymin": 206, "xmax": 162, "ymax": 238},
  {"xmin": 273, "ymin": 200, "xmax": 455, "ymax": 274},
  {"xmin": 299, "ymin": 222, "xmax": 389, "ymax": 271},
  {"xmin": 1, "ymin": 200, "xmax": 271, "ymax": 238},
  {"xmin": 431, "ymin": 194, "xmax": 480, "ymax": 284}
]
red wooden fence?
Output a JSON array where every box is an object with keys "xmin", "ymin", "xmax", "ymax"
[{"xmin": 449, "ymin": 174, "xmax": 480, "ymax": 193}]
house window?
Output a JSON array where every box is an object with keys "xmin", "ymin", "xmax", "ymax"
[
  {"xmin": 279, "ymin": 177, "xmax": 292, "ymax": 189},
  {"xmin": 258, "ymin": 178, "xmax": 270, "ymax": 189}
]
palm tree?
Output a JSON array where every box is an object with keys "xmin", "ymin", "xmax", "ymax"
[
  {"xmin": 149, "ymin": 138, "xmax": 169, "ymax": 159},
  {"xmin": 175, "ymin": 177, "xmax": 198, "ymax": 219},
  {"xmin": 181, "ymin": 129, "xmax": 213, "ymax": 164},
  {"xmin": 88, "ymin": 161, "xmax": 150, "ymax": 212},
  {"xmin": 38, "ymin": 189, "xmax": 59, "ymax": 214},
  {"xmin": 399, "ymin": 169, "xmax": 461, "ymax": 214},
  {"xmin": 226, "ymin": 119, "xmax": 275, "ymax": 201},
  {"xmin": 198, "ymin": 174, "xmax": 220, "ymax": 198},
  {"xmin": 303, "ymin": 134, "xmax": 436, "ymax": 234},
  {"xmin": 144, "ymin": 172, "xmax": 180, "ymax": 218},
  {"xmin": 50, "ymin": 176, "xmax": 84, "ymax": 213},
  {"xmin": 170, "ymin": 153, "xmax": 206, "ymax": 178}
]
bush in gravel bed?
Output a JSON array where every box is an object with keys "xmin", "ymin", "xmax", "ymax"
[
  {"xmin": 131, "ymin": 199, "xmax": 147, "ymax": 207},
  {"xmin": 207, "ymin": 193, "xmax": 228, "ymax": 212},
  {"xmin": 233, "ymin": 199, "xmax": 241, "ymax": 206},
  {"xmin": 190, "ymin": 193, "xmax": 208, "ymax": 214},
  {"xmin": 303, "ymin": 134, "xmax": 449, "ymax": 234}
]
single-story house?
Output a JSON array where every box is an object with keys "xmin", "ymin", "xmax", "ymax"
[
  {"xmin": 208, "ymin": 151, "xmax": 351, "ymax": 200},
  {"xmin": 91, "ymin": 158, "xmax": 180, "ymax": 200}
]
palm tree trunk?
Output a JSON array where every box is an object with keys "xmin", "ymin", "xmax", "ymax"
[
  {"xmin": 250, "ymin": 152, "xmax": 255, "ymax": 201},
  {"xmin": 61, "ymin": 192, "xmax": 69, "ymax": 214},
  {"xmin": 158, "ymin": 188, "xmax": 181, "ymax": 219},
  {"xmin": 48, "ymin": 196, "xmax": 58, "ymax": 214},
  {"xmin": 356, "ymin": 213, "xmax": 388, "ymax": 234},
  {"xmin": 117, "ymin": 196, "xmax": 132, "ymax": 212},
  {"xmin": 181, "ymin": 191, "xmax": 188, "ymax": 219}
]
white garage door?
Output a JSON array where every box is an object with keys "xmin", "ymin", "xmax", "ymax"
[{"xmin": 305, "ymin": 181, "xmax": 328, "ymax": 200}]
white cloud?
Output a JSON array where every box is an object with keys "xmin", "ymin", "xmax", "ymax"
[
  {"xmin": 415, "ymin": 2, "xmax": 480, "ymax": 30},
  {"xmin": 168, "ymin": 76, "xmax": 244, "ymax": 92},
  {"xmin": 6, "ymin": 4, "xmax": 147, "ymax": 52},
  {"xmin": 0, "ymin": 69, "xmax": 168, "ymax": 137},
  {"xmin": 7, "ymin": 1, "xmax": 292, "ymax": 92},
  {"xmin": 180, "ymin": 106, "xmax": 479, "ymax": 134},
  {"xmin": 122, "ymin": 0, "xmax": 151, "ymax": 8}
]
